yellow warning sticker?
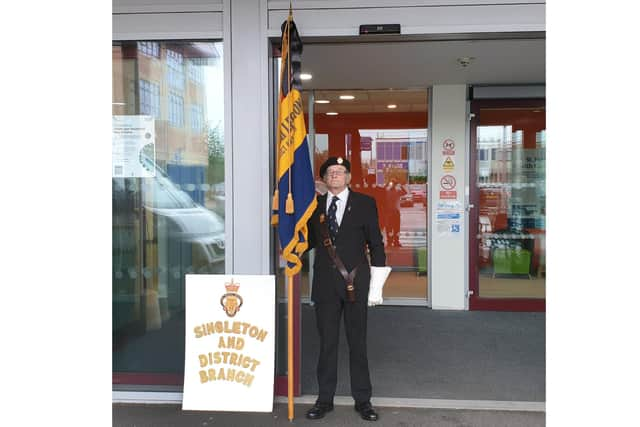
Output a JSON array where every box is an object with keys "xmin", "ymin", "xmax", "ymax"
[{"xmin": 442, "ymin": 156, "xmax": 455, "ymax": 172}]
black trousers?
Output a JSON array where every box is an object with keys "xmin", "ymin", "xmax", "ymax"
[{"xmin": 314, "ymin": 299, "xmax": 371, "ymax": 404}]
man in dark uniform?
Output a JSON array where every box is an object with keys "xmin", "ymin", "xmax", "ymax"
[{"xmin": 305, "ymin": 157, "xmax": 386, "ymax": 422}]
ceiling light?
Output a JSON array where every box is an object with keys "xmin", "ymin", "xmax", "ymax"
[
  {"xmin": 300, "ymin": 73, "xmax": 312, "ymax": 80},
  {"xmin": 387, "ymin": 104, "xmax": 397, "ymax": 109},
  {"xmin": 315, "ymin": 99, "xmax": 330, "ymax": 104},
  {"xmin": 326, "ymin": 112, "xmax": 338, "ymax": 116},
  {"xmin": 112, "ymin": 102, "xmax": 126, "ymax": 106},
  {"xmin": 339, "ymin": 95, "xmax": 355, "ymax": 100}
]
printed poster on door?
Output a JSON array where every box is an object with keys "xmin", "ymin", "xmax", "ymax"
[
  {"xmin": 112, "ymin": 115, "xmax": 156, "ymax": 178},
  {"xmin": 182, "ymin": 274, "xmax": 275, "ymax": 412}
]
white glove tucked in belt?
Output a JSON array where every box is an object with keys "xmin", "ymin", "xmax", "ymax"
[{"xmin": 368, "ymin": 266, "xmax": 392, "ymax": 306}]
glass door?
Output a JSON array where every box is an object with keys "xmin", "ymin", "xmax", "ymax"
[
  {"xmin": 469, "ymin": 99, "xmax": 545, "ymax": 311},
  {"xmin": 303, "ymin": 89, "xmax": 429, "ymax": 305}
]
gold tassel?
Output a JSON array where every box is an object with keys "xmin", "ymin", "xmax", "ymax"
[
  {"xmin": 285, "ymin": 192, "xmax": 294, "ymax": 214},
  {"xmin": 271, "ymin": 190, "xmax": 280, "ymax": 226}
]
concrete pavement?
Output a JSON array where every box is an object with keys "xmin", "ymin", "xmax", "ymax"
[{"xmin": 113, "ymin": 402, "xmax": 545, "ymax": 427}]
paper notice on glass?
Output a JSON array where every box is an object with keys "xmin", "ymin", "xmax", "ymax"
[
  {"xmin": 112, "ymin": 115, "xmax": 156, "ymax": 178},
  {"xmin": 436, "ymin": 210, "xmax": 463, "ymax": 236}
]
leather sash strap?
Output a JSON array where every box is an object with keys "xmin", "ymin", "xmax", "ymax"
[{"xmin": 319, "ymin": 213, "xmax": 358, "ymax": 302}]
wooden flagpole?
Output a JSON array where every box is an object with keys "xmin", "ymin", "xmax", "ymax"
[
  {"xmin": 287, "ymin": 1, "xmax": 295, "ymax": 421},
  {"xmin": 287, "ymin": 273, "xmax": 294, "ymax": 421}
]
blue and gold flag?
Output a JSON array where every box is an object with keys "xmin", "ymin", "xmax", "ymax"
[{"xmin": 273, "ymin": 15, "xmax": 317, "ymax": 276}]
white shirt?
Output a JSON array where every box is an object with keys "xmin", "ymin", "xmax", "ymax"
[{"xmin": 326, "ymin": 187, "xmax": 350, "ymax": 226}]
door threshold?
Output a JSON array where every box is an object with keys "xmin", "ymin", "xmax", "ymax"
[
  {"xmin": 301, "ymin": 297, "xmax": 429, "ymax": 307},
  {"xmin": 278, "ymin": 395, "xmax": 545, "ymax": 412}
]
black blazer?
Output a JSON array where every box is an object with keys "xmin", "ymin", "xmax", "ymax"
[{"xmin": 307, "ymin": 190, "xmax": 386, "ymax": 303}]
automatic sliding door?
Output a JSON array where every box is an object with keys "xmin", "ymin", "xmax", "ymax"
[
  {"xmin": 469, "ymin": 99, "xmax": 546, "ymax": 311},
  {"xmin": 302, "ymin": 89, "xmax": 429, "ymax": 304}
]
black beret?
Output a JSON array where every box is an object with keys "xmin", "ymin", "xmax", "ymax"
[{"xmin": 319, "ymin": 157, "xmax": 351, "ymax": 177}]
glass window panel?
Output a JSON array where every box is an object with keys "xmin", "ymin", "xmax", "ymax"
[
  {"xmin": 139, "ymin": 79, "xmax": 160, "ymax": 119},
  {"xmin": 169, "ymin": 92, "xmax": 184, "ymax": 127},
  {"xmin": 190, "ymin": 104, "xmax": 204, "ymax": 132},
  {"xmin": 301, "ymin": 89, "xmax": 429, "ymax": 302},
  {"xmin": 476, "ymin": 107, "xmax": 545, "ymax": 299},
  {"xmin": 166, "ymin": 48, "xmax": 185, "ymax": 90},
  {"xmin": 112, "ymin": 40, "xmax": 225, "ymax": 384}
]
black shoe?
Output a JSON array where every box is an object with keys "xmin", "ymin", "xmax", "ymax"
[
  {"xmin": 306, "ymin": 402, "xmax": 334, "ymax": 420},
  {"xmin": 355, "ymin": 401, "xmax": 379, "ymax": 421}
]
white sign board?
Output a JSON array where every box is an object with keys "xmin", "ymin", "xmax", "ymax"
[
  {"xmin": 112, "ymin": 115, "xmax": 156, "ymax": 178},
  {"xmin": 182, "ymin": 274, "xmax": 275, "ymax": 412}
]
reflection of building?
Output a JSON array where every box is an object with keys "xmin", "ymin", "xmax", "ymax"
[
  {"xmin": 376, "ymin": 137, "xmax": 408, "ymax": 183},
  {"xmin": 477, "ymin": 125, "xmax": 546, "ymax": 231},
  {"xmin": 477, "ymin": 126, "xmax": 512, "ymax": 184},
  {"xmin": 408, "ymin": 140, "xmax": 428, "ymax": 179},
  {"xmin": 359, "ymin": 129, "xmax": 427, "ymax": 185},
  {"xmin": 113, "ymin": 42, "xmax": 222, "ymax": 203}
]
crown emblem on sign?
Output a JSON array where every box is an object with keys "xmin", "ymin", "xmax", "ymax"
[
  {"xmin": 221, "ymin": 278, "xmax": 243, "ymax": 317},
  {"xmin": 225, "ymin": 278, "xmax": 240, "ymax": 293}
]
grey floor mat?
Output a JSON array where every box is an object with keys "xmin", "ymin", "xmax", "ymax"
[{"xmin": 301, "ymin": 305, "xmax": 545, "ymax": 402}]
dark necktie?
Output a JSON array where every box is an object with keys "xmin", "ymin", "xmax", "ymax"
[{"xmin": 327, "ymin": 195, "xmax": 339, "ymax": 243}]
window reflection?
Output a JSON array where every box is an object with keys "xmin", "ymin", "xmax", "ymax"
[
  {"xmin": 476, "ymin": 107, "xmax": 545, "ymax": 298},
  {"xmin": 357, "ymin": 129, "xmax": 427, "ymax": 252},
  {"xmin": 112, "ymin": 41, "xmax": 225, "ymax": 382},
  {"xmin": 301, "ymin": 89, "xmax": 429, "ymax": 301}
]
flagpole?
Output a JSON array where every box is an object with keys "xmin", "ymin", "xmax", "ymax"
[
  {"xmin": 286, "ymin": 2, "xmax": 295, "ymax": 421},
  {"xmin": 287, "ymin": 273, "xmax": 294, "ymax": 421}
]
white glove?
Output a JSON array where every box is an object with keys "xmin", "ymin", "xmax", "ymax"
[{"xmin": 368, "ymin": 266, "xmax": 391, "ymax": 306}]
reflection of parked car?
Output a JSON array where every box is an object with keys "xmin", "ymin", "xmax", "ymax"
[
  {"xmin": 208, "ymin": 194, "xmax": 225, "ymax": 218},
  {"xmin": 400, "ymin": 194, "xmax": 414, "ymax": 207},
  {"xmin": 113, "ymin": 159, "xmax": 225, "ymax": 331},
  {"xmin": 113, "ymin": 158, "xmax": 225, "ymax": 281}
]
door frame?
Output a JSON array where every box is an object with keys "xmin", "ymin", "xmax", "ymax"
[{"xmin": 468, "ymin": 98, "xmax": 546, "ymax": 312}]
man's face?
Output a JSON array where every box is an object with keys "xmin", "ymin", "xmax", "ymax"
[{"xmin": 323, "ymin": 165, "xmax": 350, "ymax": 193}]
